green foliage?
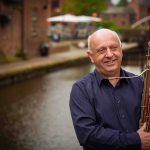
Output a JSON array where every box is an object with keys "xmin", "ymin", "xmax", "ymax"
[
  {"xmin": 62, "ymin": 0, "xmax": 107, "ymax": 15},
  {"xmin": 15, "ymin": 49, "xmax": 28, "ymax": 60},
  {"xmin": 94, "ymin": 19, "xmax": 119, "ymax": 30},
  {"xmin": 0, "ymin": 51, "xmax": 7, "ymax": 64}
]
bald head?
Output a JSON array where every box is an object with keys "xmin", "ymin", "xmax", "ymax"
[{"xmin": 88, "ymin": 28, "xmax": 121, "ymax": 51}]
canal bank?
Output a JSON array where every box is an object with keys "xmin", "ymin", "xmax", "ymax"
[
  {"xmin": 0, "ymin": 49, "xmax": 89, "ymax": 87},
  {"xmin": 0, "ymin": 51, "xmax": 144, "ymax": 150},
  {"xmin": 0, "ymin": 42, "xmax": 139, "ymax": 87}
]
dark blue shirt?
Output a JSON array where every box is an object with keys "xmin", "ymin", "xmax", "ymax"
[{"xmin": 69, "ymin": 69, "xmax": 144, "ymax": 150}]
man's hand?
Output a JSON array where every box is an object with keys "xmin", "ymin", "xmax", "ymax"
[{"xmin": 137, "ymin": 123, "xmax": 150, "ymax": 150}]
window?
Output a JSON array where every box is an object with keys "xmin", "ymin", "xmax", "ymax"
[
  {"xmin": 51, "ymin": 0, "xmax": 59, "ymax": 9},
  {"xmin": 31, "ymin": 8, "xmax": 38, "ymax": 36}
]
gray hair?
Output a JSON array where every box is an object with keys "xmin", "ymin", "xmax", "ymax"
[{"xmin": 87, "ymin": 28, "xmax": 122, "ymax": 51}]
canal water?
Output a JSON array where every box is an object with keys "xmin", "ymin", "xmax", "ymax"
[{"xmin": 0, "ymin": 57, "xmax": 146, "ymax": 150}]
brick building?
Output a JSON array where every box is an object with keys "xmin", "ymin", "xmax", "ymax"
[
  {"xmin": 129, "ymin": 0, "xmax": 150, "ymax": 20},
  {"xmin": 101, "ymin": 0, "xmax": 150, "ymax": 26},
  {"xmin": 101, "ymin": 6, "xmax": 135, "ymax": 26},
  {"xmin": 0, "ymin": 0, "xmax": 50, "ymax": 59}
]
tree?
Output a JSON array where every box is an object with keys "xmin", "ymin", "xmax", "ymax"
[
  {"xmin": 62, "ymin": 0, "xmax": 108, "ymax": 15},
  {"xmin": 117, "ymin": 0, "xmax": 129, "ymax": 7}
]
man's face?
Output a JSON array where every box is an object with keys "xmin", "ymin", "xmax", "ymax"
[{"xmin": 87, "ymin": 32, "xmax": 123, "ymax": 78}]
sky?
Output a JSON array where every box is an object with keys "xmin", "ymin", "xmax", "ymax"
[
  {"xmin": 111, "ymin": 0, "xmax": 120, "ymax": 5},
  {"xmin": 111, "ymin": 0, "xmax": 131, "ymax": 5}
]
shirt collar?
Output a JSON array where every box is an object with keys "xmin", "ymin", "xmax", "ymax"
[
  {"xmin": 120, "ymin": 68, "xmax": 129, "ymax": 83},
  {"xmin": 94, "ymin": 68, "xmax": 128, "ymax": 86}
]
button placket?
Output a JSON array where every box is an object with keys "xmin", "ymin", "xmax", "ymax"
[
  {"xmin": 121, "ymin": 114, "xmax": 125, "ymax": 119},
  {"xmin": 114, "ymin": 95, "xmax": 120, "ymax": 104},
  {"xmin": 113, "ymin": 93, "xmax": 125, "ymax": 117},
  {"xmin": 112, "ymin": 90, "xmax": 129, "ymax": 133}
]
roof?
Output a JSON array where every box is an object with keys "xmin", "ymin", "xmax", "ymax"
[
  {"xmin": 103, "ymin": 6, "xmax": 134, "ymax": 14},
  {"xmin": 138, "ymin": 0, "xmax": 150, "ymax": 5}
]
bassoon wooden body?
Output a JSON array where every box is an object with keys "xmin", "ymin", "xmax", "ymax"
[{"xmin": 141, "ymin": 41, "xmax": 150, "ymax": 132}]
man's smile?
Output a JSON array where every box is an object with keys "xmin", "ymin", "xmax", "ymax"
[{"xmin": 104, "ymin": 59, "xmax": 116, "ymax": 65}]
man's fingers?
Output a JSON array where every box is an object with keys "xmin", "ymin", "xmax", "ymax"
[{"xmin": 138, "ymin": 122, "xmax": 146, "ymax": 132}]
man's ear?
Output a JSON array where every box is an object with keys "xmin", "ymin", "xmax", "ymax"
[{"xmin": 86, "ymin": 50, "xmax": 94, "ymax": 63}]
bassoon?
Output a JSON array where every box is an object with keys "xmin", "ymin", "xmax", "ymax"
[
  {"xmin": 108, "ymin": 28, "xmax": 150, "ymax": 132},
  {"xmin": 141, "ymin": 28, "xmax": 150, "ymax": 132}
]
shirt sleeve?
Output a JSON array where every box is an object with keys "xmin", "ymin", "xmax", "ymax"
[{"xmin": 69, "ymin": 83, "xmax": 141, "ymax": 150}]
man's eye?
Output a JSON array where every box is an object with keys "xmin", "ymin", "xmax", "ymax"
[
  {"xmin": 110, "ymin": 45, "xmax": 118, "ymax": 50},
  {"xmin": 96, "ymin": 48, "xmax": 106, "ymax": 54}
]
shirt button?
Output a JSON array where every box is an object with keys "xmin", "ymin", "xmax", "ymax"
[
  {"xmin": 114, "ymin": 96, "xmax": 118, "ymax": 99},
  {"xmin": 121, "ymin": 114, "xmax": 125, "ymax": 118},
  {"xmin": 117, "ymin": 100, "xmax": 120, "ymax": 104}
]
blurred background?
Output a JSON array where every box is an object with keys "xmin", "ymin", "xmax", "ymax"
[{"xmin": 0, "ymin": 0, "xmax": 149, "ymax": 149}]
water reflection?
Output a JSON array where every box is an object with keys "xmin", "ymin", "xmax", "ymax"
[
  {"xmin": 0, "ymin": 60, "xmax": 144, "ymax": 150},
  {"xmin": 0, "ymin": 64, "xmax": 93, "ymax": 150}
]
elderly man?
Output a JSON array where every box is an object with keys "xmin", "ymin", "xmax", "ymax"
[{"xmin": 69, "ymin": 28, "xmax": 150, "ymax": 150}]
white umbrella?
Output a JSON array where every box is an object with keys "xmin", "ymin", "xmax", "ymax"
[
  {"xmin": 76, "ymin": 15, "xmax": 102, "ymax": 22},
  {"xmin": 47, "ymin": 14, "xmax": 102, "ymax": 23},
  {"xmin": 47, "ymin": 14, "xmax": 79, "ymax": 22}
]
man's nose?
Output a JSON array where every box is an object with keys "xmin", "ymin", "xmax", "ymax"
[{"xmin": 105, "ymin": 48, "xmax": 113, "ymax": 57}]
